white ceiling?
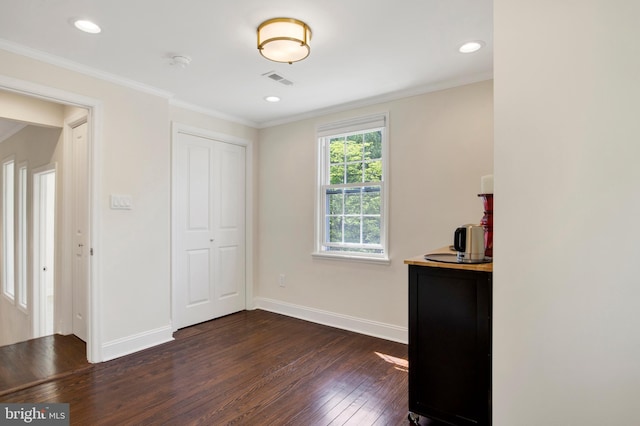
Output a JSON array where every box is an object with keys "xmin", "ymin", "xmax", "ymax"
[{"xmin": 0, "ymin": 0, "xmax": 493, "ymax": 128}]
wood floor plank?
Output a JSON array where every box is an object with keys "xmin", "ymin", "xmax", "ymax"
[
  {"xmin": 0, "ymin": 310, "xmax": 411, "ymax": 425},
  {"xmin": 0, "ymin": 334, "xmax": 89, "ymax": 396}
]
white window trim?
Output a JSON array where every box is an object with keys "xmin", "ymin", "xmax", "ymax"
[
  {"xmin": 2, "ymin": 155, "xmax": 16, "ymax": 302},
  {"xmin": 17, "ymin": 162, "xmax": 28, "ymax": 311},
  {"xmin": 313, "ymin": 113, "xmax": 390, "ymax": 264}
]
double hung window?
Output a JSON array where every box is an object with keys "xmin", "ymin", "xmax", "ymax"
[{"xmin": 315, "ymin": 114, "xmax": 389, "ymax": 262}]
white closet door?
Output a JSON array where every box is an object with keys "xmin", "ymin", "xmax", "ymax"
[{"xmin": 173, "ymin": 132, "xmax": 246, "ymax": 329}]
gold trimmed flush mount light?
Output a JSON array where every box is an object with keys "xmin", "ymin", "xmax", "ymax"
[{"xmin": 257, "ymin": 18, "xmax": 312, "ymax": 64}]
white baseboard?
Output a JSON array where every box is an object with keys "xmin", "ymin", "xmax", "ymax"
[
  {"xmin": 253, "ymin": 297, "xmax": 408, "ymax": 344},
  {"xmin": 101, "ymin": 325, "xmax": 174, "ymax": 362}
]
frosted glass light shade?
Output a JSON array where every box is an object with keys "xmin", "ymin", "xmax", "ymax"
[{"xmin": 257, "ymin": 18, "xmax": 311, "ymax": 64}]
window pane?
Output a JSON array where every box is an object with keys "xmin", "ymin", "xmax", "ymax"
[
  {"xmin": 329, "ymin": 138, "xmax": 345, "ymax": 164},
  {"xmin": 344, "ymin": 189, "xmax": 361, "ymax": 215},
  {"xmin": 345, "ymin": 163, "xmax": 363, "ymax": 183},
  {"xmin": 363, "ymin": 217, "xmax": 381, "ymax": 244},
  {"xmin": 365, "ymin": 131, "xmax": 382, "ymax": 160},
  {"xmin": 326, "ymin": 189, "xmax": 343, "ymax": 215},
  {"xmin": 344, "ymin": 217, "xmax": 361, "ymax": 243},
  {"xmin": 362, "ymin": 186, "xmax": 381, "ymax": 214},
  {"xmin": 345, "ymin": 134, "xmax": 363, "ymax": 162},
  {"xmin": 330, "ymin": 165, "xmax": 344, "ymax": 184},
  {"xmin": 364, "ymin": 160, "xmax": 382, "ymax": 182},
  {"xmin": 328, "ymin": 216, "xmax": 342, "ymax": 243}
]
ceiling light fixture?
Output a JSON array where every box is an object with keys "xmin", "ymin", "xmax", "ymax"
[
  {"xmin": 257, "ymin": 18, "xmax": 311, "ymax": 64},
  {"xmin": 264, "ymin": 96, "xmax": 281, "ymax": 103},
  {"xmin": 458, "ymin": 41, "xmax": 485, "ymax": 53},
  {"xmin": 73, "ymin": 19, "xmax": 102, "ymax": 34}
]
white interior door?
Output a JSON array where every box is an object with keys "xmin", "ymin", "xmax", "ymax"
[
  {"xmin": 33, "ymin": 166, "xmax": 56, "ymax": 338},
  {"xmin": 173, "ymin": 132, "xmax": 246, "ymax": 329},
  {"xmin": 71, "ymin": 122, "xmax": 88, "ymax": 341}
]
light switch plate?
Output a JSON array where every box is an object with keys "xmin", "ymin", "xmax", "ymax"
[{"xmin": 110, "ymin": 194, "xmax": 133, "ymax": 210}]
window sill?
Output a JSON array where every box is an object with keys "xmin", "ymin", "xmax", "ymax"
[{"xmin": 311, "ymin": 251, "xmax": 391, "ymax": 265}]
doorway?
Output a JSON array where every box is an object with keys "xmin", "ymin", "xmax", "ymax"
[{"xmin": 0, "ymin": 77, "xmax": 99, "ymax": 362}]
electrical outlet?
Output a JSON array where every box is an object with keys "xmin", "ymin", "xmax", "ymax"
[{"xmin": 278, "ymin": 273, "xmax": 286, "ymax": 287}]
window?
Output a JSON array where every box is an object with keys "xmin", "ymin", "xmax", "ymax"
[
  {"xmin": 315, "ymin": 114, "xmax": 389, "ymax": 262},
  {"xmin": 3, "ymin": 157, "xmax": 15, "ymax": 300}
]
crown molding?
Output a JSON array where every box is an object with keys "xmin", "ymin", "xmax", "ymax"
[
  {"xmin": 169, "ymin": 99, "xmax": 258, "ymax": 129},
  {"xmin": 257, "ymin": 72, "xmax": 494, "ymax": 129},
  {"xmin": 0, "ymin": 38, "xmax": 173, "ymax": 100},
  {"xmin": 0, "ymin": 38, "xmax": 257, "ymax": 128}
]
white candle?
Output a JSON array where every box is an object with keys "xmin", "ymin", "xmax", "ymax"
[{"xmin": 480, "ymin": 174, "xmax": 494, "ymax": 194}]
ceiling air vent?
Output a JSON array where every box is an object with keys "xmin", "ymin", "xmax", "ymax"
[{"xmin": 262, "ymin": 71, "xmax": 294, "ymax": 86}]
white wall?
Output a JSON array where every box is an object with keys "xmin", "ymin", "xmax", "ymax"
[
  {"xmin": 256, "ymin": 81, "xmax": 493, "ymax": 339},
  {"xmin": 0, "ymin": 91, "xmax": 64, "ymax": 127},
  {"xmin": 494, "ymin": 0, "xmax": 640, "ymax": 423}
]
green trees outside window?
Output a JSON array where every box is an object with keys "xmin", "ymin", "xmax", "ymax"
[{"xmin": 324, "ymin": 130, "xmax": 383, "ymax": 254}]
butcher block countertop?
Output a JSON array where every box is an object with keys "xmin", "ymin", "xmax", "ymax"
[{"xmin": 404, "ymin": 246, "xmax": 493, "ymax": 273}]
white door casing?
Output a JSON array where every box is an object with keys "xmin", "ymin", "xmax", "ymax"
[{"xmin": 173, "ymin": 131, "xmax": 246, "ymax": 329}]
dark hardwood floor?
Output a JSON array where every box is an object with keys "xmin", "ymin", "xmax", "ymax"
[
  {"xmin": 0, "ymin": 310, "xmax": 416, "ymax": 425},
  {"xmin": 0, "ymin": 334, "xmax": 89, "ymax": 396}
]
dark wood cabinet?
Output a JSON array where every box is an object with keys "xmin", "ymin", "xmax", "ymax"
[{"xmin": 407, "ymin": 261, "xmax": 492, "ymax": 426}]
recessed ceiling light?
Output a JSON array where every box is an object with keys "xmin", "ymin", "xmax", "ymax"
[
  {"xmin": 264, "ymin": 96, "xmax": 281, "ymax": 103},
  {"xmin": 74, "ymin": 19, "xmax": 102, "ymax": 34},
  {"xmin": 458, "ymin": 41, "xmax": 484, "ymax": 53}
]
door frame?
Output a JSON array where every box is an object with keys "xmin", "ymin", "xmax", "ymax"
[
  {"xmin": 170, "ymin": 122, "xmax": 254, "ymax": 331},
  {"xmin": 0, "ymin": 75, "xmax": 103, "ymax": 362}
]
